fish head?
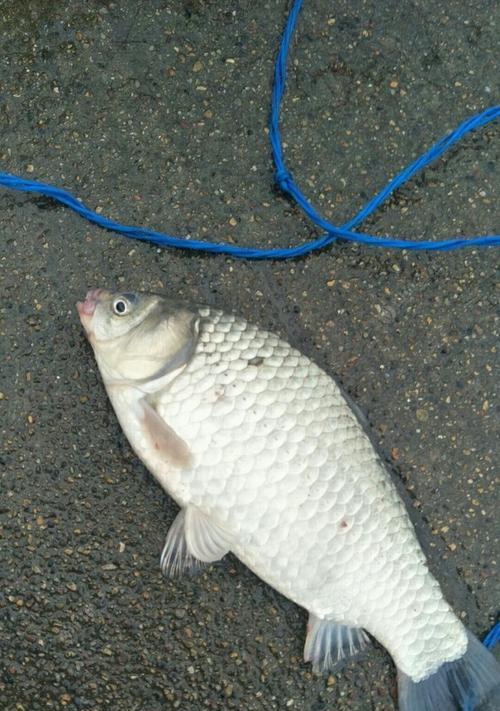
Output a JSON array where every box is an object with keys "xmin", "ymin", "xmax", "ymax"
[{"xmin": 76, "ymin": 288, "xmax": 198, "ymax": 383}]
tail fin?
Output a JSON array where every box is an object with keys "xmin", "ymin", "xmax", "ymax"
[{"xmin": 398, "ymin": 630, "xmax": 500, "ymax": 711}]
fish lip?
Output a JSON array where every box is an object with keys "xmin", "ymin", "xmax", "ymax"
[{"xmin": 76, "ymin": 288, "xmax": 105, "ymax": 332}]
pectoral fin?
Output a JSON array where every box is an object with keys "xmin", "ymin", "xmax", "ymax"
[{"xmin": 140, "ymin": 399, "xmax": 192, "ymax": 469}]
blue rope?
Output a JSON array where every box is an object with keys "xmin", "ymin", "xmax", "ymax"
[
  {"xmin": 0, "ymin": 0, "xmax": 498, "ymax": 256},
  {"xmin": 483, "ymin": 621, "xmax": 500, "ymax": 650},
  {"xmin": 269, "ymin": 0, "xmax": 500, "ymax": 251}
]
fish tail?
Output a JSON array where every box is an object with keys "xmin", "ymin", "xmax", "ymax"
[{"xmin": 398, "ymin": 629, "xmax": 500, "ymax": 711}]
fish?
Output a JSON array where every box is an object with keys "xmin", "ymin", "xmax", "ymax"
[{"xmin": 76, "ymin": 287, "xmax": 500, "ymax": 710}]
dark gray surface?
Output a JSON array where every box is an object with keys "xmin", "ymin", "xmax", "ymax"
[{"xmin": 0, "ymin": 1, "xmax": 498, "ymax": 709}]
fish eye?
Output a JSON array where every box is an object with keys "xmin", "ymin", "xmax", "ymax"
[{"xmin": 112, "ymin": 298, "xmax": 129, "ymax": 316}]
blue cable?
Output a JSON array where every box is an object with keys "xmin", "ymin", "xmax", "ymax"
[{"xmin": 0, "ymin": 0, "xmax": 498, "ymax": 256}]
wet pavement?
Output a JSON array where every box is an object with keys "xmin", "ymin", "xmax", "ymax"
[{"xmin": 0, "ymin": 1, "xmax": 498, "ymax": 709}]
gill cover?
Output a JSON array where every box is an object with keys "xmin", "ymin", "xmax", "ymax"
[{"xmin": 88, "ymin": 290, "xmax": 199, "ymax": 383}]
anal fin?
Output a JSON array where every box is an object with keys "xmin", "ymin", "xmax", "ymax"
[{"xmin": 304, "ymin": 613, "xmax": 370, "ymax": 673}]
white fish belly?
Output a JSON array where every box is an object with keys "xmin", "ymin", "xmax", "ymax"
[{"xmin": 125, "ymin": 308, "xmax": 466, "ymax": 681}]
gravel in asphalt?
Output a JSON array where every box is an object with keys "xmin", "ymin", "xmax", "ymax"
[{"xmin": 0, "ymin": 1, "xmax": 498, "ymax": 709}]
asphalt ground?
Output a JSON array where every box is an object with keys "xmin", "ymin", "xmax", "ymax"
[{"xmin": 0, "ymin": 1, "xmax": 498, "ymax": 709}]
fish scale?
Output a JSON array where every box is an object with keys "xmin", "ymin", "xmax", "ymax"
[
  {"xmin": 78, "ymin": 289, "xmax": 500, "ymax": 710},
  {"xmin": 150, "ymin": 307, "xmax": 465, "ymax": 680}
]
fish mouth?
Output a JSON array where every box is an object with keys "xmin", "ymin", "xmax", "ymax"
[
  {"xmin": 76, "ymin": 289, "xmax": 103, "ymax": 319},
  {"xmin": 76, "ymin": 288, "xmax": 108, "ymax": 334},
  {"xmin": 76, "ymin": 288, "xmax": 103, "ymax": 317}
]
